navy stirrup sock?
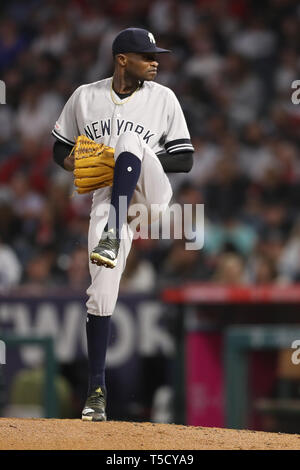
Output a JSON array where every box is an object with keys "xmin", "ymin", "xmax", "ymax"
[
  {"xmin": 107, "ymin": 151, "xmax": 141, "ymax": 236},
  {"xmin": 86, "ymin": 313, "xmax": 111, "ymax": 394}
]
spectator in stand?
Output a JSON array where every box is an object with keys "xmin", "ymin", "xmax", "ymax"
[
  {"xmin": 31, "ymin": 16, "xmax": 71, "ymax": 58},
  {"xmin": 155, "ymin": 52, "xmax": 180, "ymax": 89},
  {"xmin": 9, "ymin": 171, "xmax": 46, "ymax": 221},
  {"xmin": 278, "ymin": 220, "xmax": 300, "ymax": 283},
  {"xmin": 0, "ymin": 137, "xmax": 52, "ymax": 193},
  {"xmin": 204, "ymin": 214, "xmax": 258, "ymax": 258},
  {"xmin": 65, "ymin": 245, "xmax": 90, "ymax": 290},
  {"xmin": 210, "ymin": 53, "xmax": 263, "ymax": 128},
  {"xmin": 259, "ymin": 201, "xmax": 293, "ymax": 241},
  {"xmin": 76, "ymin": 4, "xmax": 109, "ymax": 40},
  {"xmin": 257, "ymin": 167, "xmax": 290, "ymax": 205},
  {"xmin": 240, "ymin": 189, "xmax": 265, "ymax": 233},
  {"xmin": 119, "ymin": 243, "xmax": 156, "ymax": 294},
  {"xmin": 203, "ymin": 154, "xmax": 249, "ymax": 221},
  {"xmin": 230, "ymin": 16, "xmax": 276, "ymax": 61},
  {"xmin": 238, "ymin": 122, "xmax": 275, "ymax": 183},
  {"xmin": 20, "ymin": 249, "xmax": 57, "ymax": 294},
  {"xmin": 0, "ymin": 105, "xmax": 16, "ymax": 157},
  {"xmin": 184, "ymin": 134, "xmax": 221, "ymax": 187},
  {"xmin": 158, "ymin": 239, "xmax": 211, "ymax": 288},
  {"xmin": 279, "ymin": 15, "xmax": 299, "ymax": 50},
  {"xmin": 273, "ymin": 140, "xmax": 300, "ymax": 184},
  {"xmin": 247, "ymin": 254, "xmax": 279, "ymax": 285},
  {"xmin": 184, "ymin": 36, "xmax": 223, "ymax": 83},
  {"xmin": 212, "ymin": 252, "xmax": 247, "ymax": 286},
  {"xmin": 0, "ymin": 236, "xmax": 22, "ymax": 291},
  {"xmin": 255, "ymin": 230, "xmax": 286, "ymax": 278},
  {"xmin": 0, "ymin": 18, "xmax": 28, "ymax": 72},
  {"xmin": 16, "ymin": 83, "xmax": 62, "ymax": 142},
  {"xmin": 275, "ymin": 48, "xmax": 299, "ymax": 101}
]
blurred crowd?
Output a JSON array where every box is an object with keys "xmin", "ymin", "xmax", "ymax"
[{"xmin": 0, "ymin": 0, "xmax": 299, "ymax": 294}]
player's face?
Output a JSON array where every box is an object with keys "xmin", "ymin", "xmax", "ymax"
[{"xmin": 124, "ymin": 53, "xmax": 159, "ymax": 81}]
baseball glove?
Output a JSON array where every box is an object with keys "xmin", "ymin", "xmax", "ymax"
[{"xmin": 72, "ymin": 135, "xmax": 115, "ymax": 194}]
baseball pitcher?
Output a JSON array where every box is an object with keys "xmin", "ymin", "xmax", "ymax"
[{"xmin": 52, "ymin": 28, "xmax": 194, "ymax": 421}]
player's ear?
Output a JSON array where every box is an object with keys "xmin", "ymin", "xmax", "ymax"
[{"xmin": 115, "ymin": 54, "xmax": 127, "ymax": 67}]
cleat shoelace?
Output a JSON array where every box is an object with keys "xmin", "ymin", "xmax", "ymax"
[
  {"xmin": 94, "ymin": 231, "xmax": 120, "ymax": 257},
  {"xmin": 97, "ymin": 238, "xmax": 116, "ymax": 251},
  {"xmin": 86, "ymin": 391, "xmax": 106, "ymax": 410}
]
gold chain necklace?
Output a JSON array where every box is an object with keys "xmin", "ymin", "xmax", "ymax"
[{"xmin": 110, "ymin": 79, "xmax": 140, "ymax": 105}]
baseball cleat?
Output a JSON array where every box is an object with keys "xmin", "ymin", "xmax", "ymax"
[
  {"xmin": 90, "ymin": 228, "xmax": 120, "ymax": 268},
  {"xmin": 82, "ymin": 386, "xmax": 107, "ymax": 422}
]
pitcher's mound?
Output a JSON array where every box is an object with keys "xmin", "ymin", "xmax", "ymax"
[{"xmin": 0, "ymin": 418, "xmax": 300, "ymax": 450}]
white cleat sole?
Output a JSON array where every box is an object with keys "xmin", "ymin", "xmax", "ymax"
[
  {"xmin": 81, "ymin": 415, "xmax": 93, "ymax": 421},
  {"xmin": 82, "ymin": 414, "xmax": 107, "ymax": 422},
  {"xmin": 90, "ymin": 253, "xmax": 117, "ymax": 268}
]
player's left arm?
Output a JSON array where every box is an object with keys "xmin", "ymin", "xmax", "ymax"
[{"xmin": 158, "ymin": 89, "xmax": 194, "ymax": 173}]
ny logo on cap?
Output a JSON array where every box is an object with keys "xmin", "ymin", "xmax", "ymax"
[{"xmin": 148, "ymin": 32, "xmax": 156, "ymax": 44}]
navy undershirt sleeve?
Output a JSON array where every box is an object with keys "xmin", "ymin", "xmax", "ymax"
[
  {"xmin": 53, "ymin": 139, "xmax": 73, "ymax": 169},
  {"xmin": 156, "ymin": 151, "xmax": 193, "ymax": 173}
]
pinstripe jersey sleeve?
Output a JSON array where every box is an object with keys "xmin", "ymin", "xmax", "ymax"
[
  {"xmin": 164, "ymin": 89, "xmax": 194, "ymax": 154},
  {"xmin": 51, "ymin": 87, "xmax": 81, "ymax": 146}
]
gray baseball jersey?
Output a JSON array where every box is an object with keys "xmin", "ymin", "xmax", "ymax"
[
  {"xmin": 52, "ymin": 77, "xmax": 193, "ymax": 316},
  {"xmin": 52, "ymin": 77, "xmax": 194, "ymax": 155}
]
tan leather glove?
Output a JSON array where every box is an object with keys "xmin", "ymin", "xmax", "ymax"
[{"xmin": 72, "ymin": 135, "xmax": 115, "ymax": 194}]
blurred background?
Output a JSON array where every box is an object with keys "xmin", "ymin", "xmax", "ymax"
[{"xmin": 0, "ymin": 0, "xmax": 300, "ymax": 433}]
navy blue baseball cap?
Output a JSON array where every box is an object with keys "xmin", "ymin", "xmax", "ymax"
[{"xmin": 112, "ymin": 28, "xmax": 171, "ymax": 55}]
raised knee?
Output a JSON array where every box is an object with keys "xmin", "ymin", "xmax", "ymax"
[{"xmin": 115, "ymin": 131, "xmax": 143, "ymax": 160}]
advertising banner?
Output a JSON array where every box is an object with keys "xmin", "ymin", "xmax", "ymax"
[{"xmin": 0, "ymin": 293, "xmax": 175, "ymax": 420}]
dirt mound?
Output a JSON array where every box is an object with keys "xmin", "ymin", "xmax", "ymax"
[{"xmin": 0, "ymin": 418, "xmax": 300, "ymax": 450}]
